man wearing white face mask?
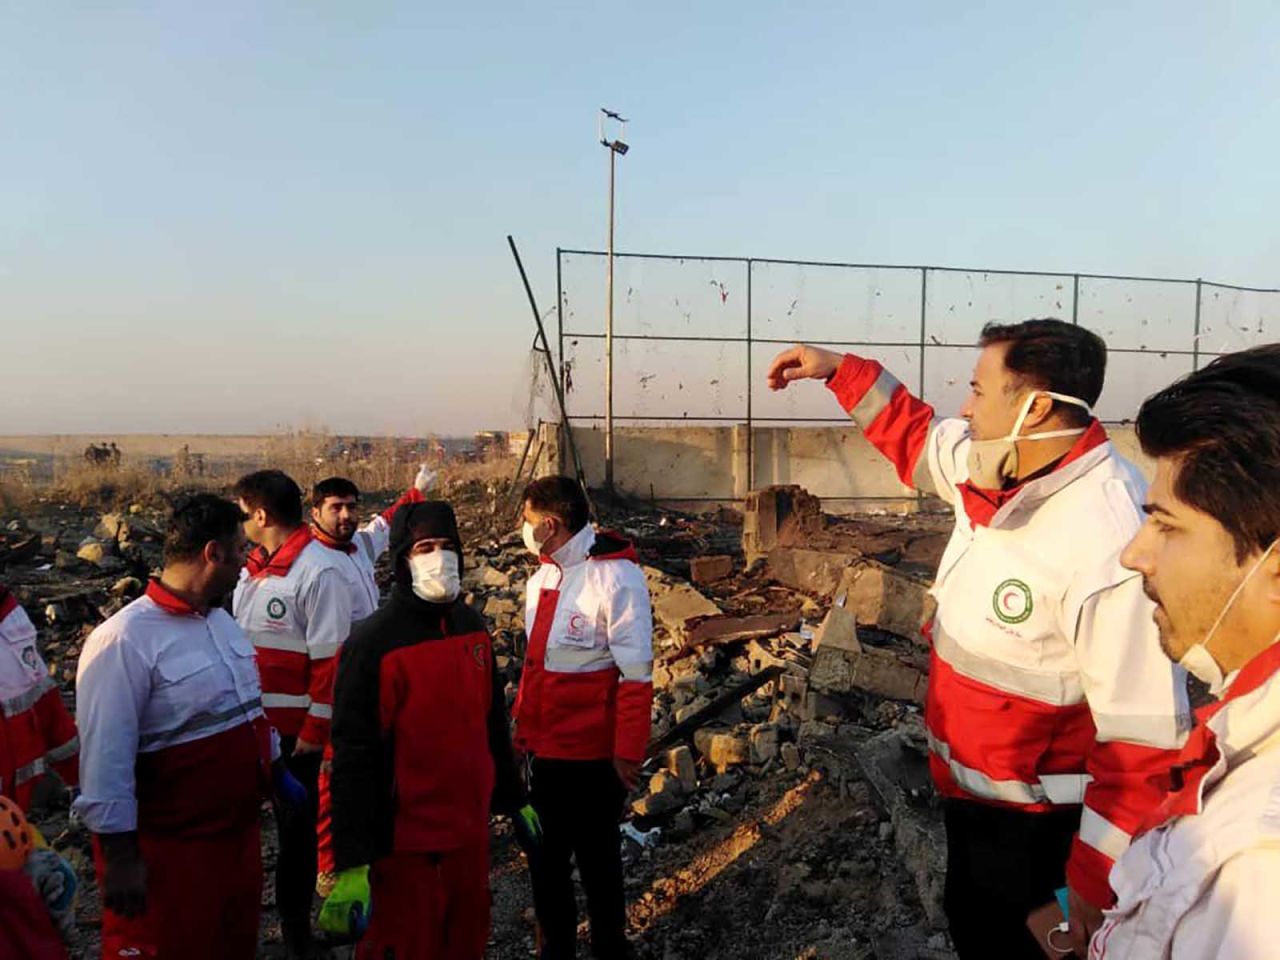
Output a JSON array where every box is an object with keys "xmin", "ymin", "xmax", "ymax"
[
  {"xmin": 322, "ymin": 500, "xmax": 538, "ymax": 957},
  {"xmin": 1090, "ymin": 345, "xmax": 1280, "ymax": 959},
  {"xmin": 513, "ymin": 476, "xmax": 653, "ymax": 960},
  {"xmin": 768, "ymin": 319, "xmax": 1188, "ymax": 958}
]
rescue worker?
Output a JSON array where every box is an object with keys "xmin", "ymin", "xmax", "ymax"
[
  {"xmin": 0, "ymin": 583, "xmax": 78, "ymax": 812},
  {"xmin": 307, "ymin": 466, "xmax": 436, "ymax": 622},
  {"xmin": 0, "ymin": 586, "xmax": 78, "ymax": 959},
  {"xmin": 513, "ymin": 476, "xmax": 654, "ymax": 960},
  {"xmin": 1089, "ymin": 345, "xmax": 1280, "ymax": 958},
  {"xmin": 307, "ymin": 466, "xmax": 435, "ymax": 893},
  {"xmin": 232, "ymin": 470, "xmax": 353, "ymax": 958},
  {"xmin": 767, "ymin": 319, "xmax": 1188, "ymax": 957},
  {"xmin": 320, "ymin": 499, "xmax": 539, "ymax": 958},
  {"xmin": 74, "ymin": 494, "xmax": 304, "ymax": 960}
]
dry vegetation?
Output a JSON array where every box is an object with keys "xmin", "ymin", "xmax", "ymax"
[{"xmin": 0, "ymin": 430, "xmax": 521, "ymax": 513}]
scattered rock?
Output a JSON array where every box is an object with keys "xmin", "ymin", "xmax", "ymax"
[
  {"xmin": 689, "ymin": 555, "xmax": 733, "ymax": 585},
  {"xmin": 665, "ymin": 745, "xmax": 698, "ymax": 792},
  {"xmin": 780, "ymin": 741, "xmax": 801, "ymax": 770},
  {"xmin": 76, "ymin": 539, "xmax": 110, "ymax": 565},
  {"xmin": 749, "ymin": 723, "xmax": 780, "ymax": 764}
]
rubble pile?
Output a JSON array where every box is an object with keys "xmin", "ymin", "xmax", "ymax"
[{"xmin": 3, "ymin": 480, "xmax": 960, "ymax": 959}]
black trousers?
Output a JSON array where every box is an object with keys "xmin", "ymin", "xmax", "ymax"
[
  {"xmin": 943, "ymin": 798, "xmax": 1081, "ymax": 960},
  {"xmin": 276, "ymin": 736, "xmax": 323, "ymax": 955},
  {"xmin": 528, "ymin": 757, "xmax": 628, "ymax": 960}
]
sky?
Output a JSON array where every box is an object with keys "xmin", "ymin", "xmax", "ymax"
[{"xmin": 1, "ymin": 2, "xmax": 1277, "ymax": 436}]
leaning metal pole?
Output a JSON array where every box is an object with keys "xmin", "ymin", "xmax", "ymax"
[{"xmin": 506, "ymin": 235, "xmax": 591, "ymax": 509}]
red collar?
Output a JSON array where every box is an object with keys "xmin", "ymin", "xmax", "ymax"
[
  {"xmin": 245, "ymin": 526, "xmax": 313, "ymax": 578},
  {"xmin": 145, "ymin": 578, "xmax": 204, "ymax": 616},
  {"xmin": 311, "ymin": 524, "xmax": 357, "ymax": 555},
  {"xmin": 1136, "ymin": 642, "xmax": 1280, "ymax": 833},
  {"xmin": 959, "ymin": 421, "xmax": 1109, "ymax": 527},
  {"xmin": 0, "ymin": 585, "xmax": 16, "ymax": 621}
]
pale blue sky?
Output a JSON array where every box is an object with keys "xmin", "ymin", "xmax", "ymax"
[{"xmin": 2, "ymin": 2, "xmax": 1276, "ymax": 435}]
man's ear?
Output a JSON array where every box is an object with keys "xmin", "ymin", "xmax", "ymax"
[
  {"xmin": 203, "ymin": 539, "xmax": 223, "ymax": 565},
  {"xmin": 1021, "ymin": 392, "xmax": 1057, "ymax": 429}
]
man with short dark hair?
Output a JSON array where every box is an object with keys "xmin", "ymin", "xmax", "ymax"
[
  {"xmin": 308, "ymin": 466, "xmax": 436, "ymax": 622},
  {"xmin": 232, "ymin": 469, "xmax": 353, "ymax": 958},
  {"xmin": 513, "ymin": 476, "xmax": 653, "ymax": 960},
  {"xmin": 75, "ymin": 494, "xmax": 298, "ymax": 960},
  {"xmin": 307, "ymin": 467, "xmax": 434, "ymax": 892},
  {"xmin": 768, "ymin": 320, "xmax": 1188, "ymax": 957},
  {"xmin": 1090, "ymin": 346, "xmax": 1280, "ymax": 958}
]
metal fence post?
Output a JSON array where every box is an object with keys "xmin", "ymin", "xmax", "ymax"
[
  {"xmin": 918, "ymin": 268, "xmax": 928, "ymax": 398},
  {"xmin": 1193, "ymin": 278, "xmax": 1203, "ymax": 371},
  {"xmin": 1071, "ymin": 274, "xmax": 1080, "ymax": 325},
  {"xmin": 746, "ymin": 258, "xmax": 755, "ymax": 492},
  {"xmin": 556, "ymin": 248, "xmax": 565, "ymax": 382}
]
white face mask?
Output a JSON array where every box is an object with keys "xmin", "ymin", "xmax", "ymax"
[
  {"xmin": 408, "ymin": 550, "xmax": 460, "ymax": 604},
  {"xmin": 1179, "ymin": 538, "xmax": 1279, "ymax": 697},
  {"xmin": 966, "ymin": 390, "xmax": 1092, "ymax": 489},
  {"xmin": 522, "ymin": 520, "xmax": 549, "ymax": 558}
]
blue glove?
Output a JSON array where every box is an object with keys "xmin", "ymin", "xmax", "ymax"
[{"xmin": 273, "ymin": 761, "xmax": 309, "ymax": 812}]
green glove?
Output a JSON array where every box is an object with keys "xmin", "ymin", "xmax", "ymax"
[
  {"xmin": 318, "ymin": 865, "xmax": 371, "ymax": 937},
  {"xmin": 513, "ymin": 803, "xmax": 543, "ymax": 853}
]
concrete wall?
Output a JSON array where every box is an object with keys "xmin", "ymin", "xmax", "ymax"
[{"xmin": 556, "ymin": 421, "xmax": 1151, "ymax": 509}]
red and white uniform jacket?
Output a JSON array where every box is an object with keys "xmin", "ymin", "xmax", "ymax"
[
  {"xmin": 0, "ymin": 586, "xmax": 78, "ymax": 810},
  {"xmin": 311, "ymin": 488, "xmax": 425, "ymax": 623},
  {"xmin": 514, "ymin": 526, "xmax": 654, "ymax": 763},
  {"xmin": 233, "ymin": 527, "xmax": 353, "ymax": 744},
  {"xmin": 1091, "ymin": 643, "xmax": 1280, "ymax": 959},
  {"xmin": 74, "ymin": 581, "xmax": 275, "ymax": 835},
  {"xmin": 828, "ymin": 354, "xmax": 1189, "ymax": 908}
]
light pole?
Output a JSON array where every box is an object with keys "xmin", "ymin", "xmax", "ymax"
[{"xmin": 599, "ymin": 108, "xmax": 628, "ymax": 492}]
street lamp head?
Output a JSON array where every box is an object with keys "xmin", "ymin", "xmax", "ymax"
[{"xmin": 612, "ymin": 140, "xmax": 629, "ymax": 156}]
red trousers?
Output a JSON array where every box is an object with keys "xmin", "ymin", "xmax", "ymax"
[
  {"xmin": 357, "ymin": 840, "xmax": 490, "ymax": 960},
  {"xmin": 0, "ymin": 870, "xmax": 67, "ymax": 960},
  {"xmin": 317, "ymin": 744, "xmax": 334, "ymax": 874},
  {"xmin": 94, "ymin": 824, "xmax": 261, "ymax": 960}
]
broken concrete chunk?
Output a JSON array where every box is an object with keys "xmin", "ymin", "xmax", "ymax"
[
  {"xmin": 76, "ymin": 539, "xmax": 110, "ymax": 565},
  {"xmin": 743, "ymin": 485, "xmax": 824, "ymax": 564},
  {"xmin": 689, "ymin": 555, "xmax": 733, "ymax": 585},
  {"xmin": 665, "ymin": 745, "xmax": 698, "ymax": 792},
  {"xmin": 814, "ymin": 604, "xmax": 860, "ymax": 654},
  {"xmin": 835, "ymin": 561, "xmax": 936, "ymax": 645},
  {"xmin": 686, "ymin": 613, "xmax": 801, "ymax": 653},
  {"xmin": 632, "ymin": 790, "xmax": 685, "ymax": 818},
  {"xmin": 704, "ymin": 733, "xmax": 749, "ymax": 772},
  {"xmin": 749, "ymin": 723, "xmax": 780, "ymax": 764},
  {"xmin": 478, "ymin": 565, "xmax": 512, "ymax": 589},
  {"xmin": 644, "ymin": 566, "xmax": 721, "ymax": 641},
  {"xmin": 780, "ymin": 741, "xmax": 801, "ymax": 771},
  {"xmin": 766, "ymin": 547, "xmax": 860, "ymax": 598},
  {"xmin": 808, "ymin": 645, "xmax": 928, "ymax": 704},
  {"xmin": 93, "ymin": 514, "xmax": 125, "ymax": 543}
]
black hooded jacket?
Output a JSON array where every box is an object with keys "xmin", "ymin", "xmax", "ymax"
[{"xmin": 329, "ymin": 501, "xmax": 523, "ymax": 868}]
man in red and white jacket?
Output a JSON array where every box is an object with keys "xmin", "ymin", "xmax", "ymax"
[
  {"xmin": 1090, "ymin": 346, "xmax": 1280, "ymax": 959},
  {"xmin": 0, "ymin": 584, "xmax": 78, "ymax": 811},
  {"xmin": 769, "ymin": 319, "xmax": 1188, "ymax": 958},
  {"xmin": 513, "ymin": 476, "xmax": 653, "ymax": 960},
  {"xmin": 306, "ymin": 467, "xmax": 434, "ymax": 889},
  {"xmin": 232, "ymin": 470, "xmax": 353, "ymax": 958},
  {"xmin": 307, "ymin": 466, "xmax": 436, "ymax": 623},
  {"xmin": 75, "ymin": 494, "xmax": 295, "ymax": 960}
]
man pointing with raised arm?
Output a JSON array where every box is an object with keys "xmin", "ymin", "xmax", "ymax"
[{"xmin": 768, "ymin": 320, "xmax": 1188, "ymax": 958}]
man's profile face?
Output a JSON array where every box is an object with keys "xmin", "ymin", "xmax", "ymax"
[
  {"xmin": 237, "ymin": 498, "xmax": 267, "ymax": 545},
  {"xmin": 209, "ymin": 527, "xmax": 250, "ymax": 597},
  {"xmin": 313, "ymin": 495, "xmax": 359, "ymax": 542},
  {"xmin": 959, "ymin": 343, "xmax": 1025, "ymax": 442},
  {"xmin": 1121, "ymin": 458, "xmax": 1260, "ymax": 663}
]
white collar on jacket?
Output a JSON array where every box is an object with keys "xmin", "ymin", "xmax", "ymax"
[{"xmin": 548, "ymin": 525, "xmax": 596, "ymax": 569}]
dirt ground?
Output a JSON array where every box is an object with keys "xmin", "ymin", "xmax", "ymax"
[{"xmin": 4, "ymin": 469, "xmax": 955, "ymax": 960}]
